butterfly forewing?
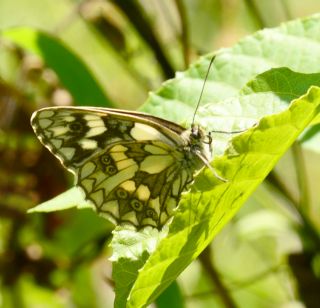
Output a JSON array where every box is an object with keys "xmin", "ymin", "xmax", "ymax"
[
  {"xmin": 31, "ymin": 107, "xmax": 184, "ymax": 171},
  {"xmin": 31, "ymin": 107, "xmax": 206, "ymax": 229}
]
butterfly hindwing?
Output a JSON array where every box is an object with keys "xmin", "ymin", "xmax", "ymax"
[{"xmin": 78, "ymin": 140, "xmax": 194, "ymax": 229}]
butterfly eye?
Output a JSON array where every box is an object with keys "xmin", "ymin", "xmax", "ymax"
[
  {"xmin": 116, "ymin": 188, "xmax": 128, "ymax": 199},
  {"xmin": 130, "ymin": 199, "xmax": 143, "ymax": 211},
  {"xmin": 69, "ymin": 122, "xmax": 82, "ymax": 131},
  {"xmin": 106, "ymin": 165, "xmax": 117, "ymax": 175},
  {"xmin": 100, "ymin": 155, "xmax": 111, "ymax": 165}
]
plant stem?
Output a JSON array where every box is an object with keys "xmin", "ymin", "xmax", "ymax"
[
  {"xmin": 188, "ymin": 264, "xmax": 283, "ymax": 298},
  {"xmin": 266, "ymin": 171, "xmax": 320, "ymax": 252},
  {"xmin": 174, "ymin": 0, "xmax": 190, "ymax": 68},
  {"xmin": 243, "ymin": 0, "xmax": 266, "ymax": 29},
  {"xmin": 279, "ymin": 0, "xmax": 293, "ymax": 20},
  {"xmin": 199, "ymin": 246, "xmax": 238, "ymax": 308},
  {"xmin": 292, "ymin": 142, "xmax": 310, "ymax": 214},
  {"xmin": 111, "ymin": 0, "xmax": 175, "ymax": 79}
]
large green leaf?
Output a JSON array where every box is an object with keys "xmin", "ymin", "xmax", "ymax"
[
  {"xmin": 126, "ymin": 85, "xmax": 320, "ymax": 307},
  {"xmin": 110, "ymin": 63, "xmax": 320, "ymax": 307},
  {"xmin": 141, "ymin": 14, "xmax": 320, "ymax": 123},
  {"xmin": 112, "ymin": 15, "xmax": 320, "ymax": 307}
]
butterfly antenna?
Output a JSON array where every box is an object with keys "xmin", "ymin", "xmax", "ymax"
[
  {"xmin": 191, "ymin": 55, "xmax": 216, "ymax": 126},
  {"xmin": 210, "ymin": 129, "xmax": 248, "ymax": 134}
]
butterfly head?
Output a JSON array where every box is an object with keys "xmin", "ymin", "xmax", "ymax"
[{"xmin": 181, "ymin": 124, "xmax": 212, "ymax": 166}]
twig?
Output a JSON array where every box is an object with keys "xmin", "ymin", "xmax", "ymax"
[
  {"xmin": 111, "ymin": 0, "xmax": 175, "ymax": 78},
  {"xmin": 279, "ymin": 0, "xmax": 293, "ymax": 20},
  {"xmin": 266, "ymin": 171, "xmax": 320, "ymax": 252},
  {"xmin": 243, "ymin": 0, "xmax": 266, "ymax": 29},
  {"xmin": 174, "ymin": 0, "xmax": 190, "ymax": 67},
  {"xmin": 292, "ymin": 142, "xmax": 310, "ymax": 213},
  {"xmin": 187, "ymin": 264, "xmax": 284, "ymax": 298},
  {"xmin": 198, "ymin": 246, "xmax": 238, "ymax": 308}
]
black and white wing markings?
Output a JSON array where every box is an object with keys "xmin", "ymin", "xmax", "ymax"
[
  {"xmin": 31, "ymin": 108, "xmax": 136, "ymax": 171},
  {"xmin": 31, "ymin": 106, "xmax": 209, "ymax": 230},
  {"xmin": 78, "ymin": 140, "xmax": 195, "ymax": 229},
  {"xmin": 31, "ymin": 107, "xmax": 185, "ymax": 172}
]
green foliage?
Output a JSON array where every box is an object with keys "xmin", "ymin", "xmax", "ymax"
[
  {"xmin": 108, "ymin": 15, "xmax": 320, "ymax": 306},
  {"xmin": 28, "ymin": 187, "xmax": 92, "ymax": 213},
  {"xmin": 124, "ymin": 86, "xmax": 320, "ymax": 307},
  {"xmin": 3, "ymin": 28, "xmax": 113, "ymax": 107},
  {"xmin": 2, "ymin": 2, "xmax": 320, "ymax": 308},
  {"xmin": 142, "ymin": 14, "xmax": 320, "ymax": 122},
  {"xmin": 111, "ymin": 228, "xmax": 162, "ymax": 307},
  {"xmin": 155, "ymin": 281, "xmax": 184, "ymax": 308},
  {"xmin": 12, "ymin": 14, "xmax": 320, "ymax": 307}
]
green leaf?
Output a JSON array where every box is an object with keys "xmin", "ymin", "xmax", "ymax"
[
  {"xmin": 71, "ymin": 265, "xmax": 99, "ymax": 308},
  {"xmin": 197, "ymin": 67, "xmax": 320, "ymax": 155},
  {"xmin": 121, "ymin": 14, "xmax": 320, "ymax": 301},
  {"xmin": 111, "ymin": 228, "xmax": 164, "ymax": 308},
  {"xmin": 241, "ymin": 68, "xmax": 320, "ymax": 99},
  {"xmin": 2, "ymin": 27, "xmax": 113, "ymax": 107},
  {"xmin": 299, "ymin": 124, "xmax": 320, "ymax": 153},
  {"xmin": 141, "ymin": 14, "xmax": 320, "ymax": 123},
  {"xmin": 155, "ymin": 281, "xmax": 184, "ymax": 308},
  {"xmin": 110, "ymin": 65, "xmax": 320, "ymax": 307},
  {"xmin": 53, "ymin": 209, "xmax": 112, "ymax": 257},
  {"xmin": 127, "ymin": 87, "xmax": 320, "ymax": 307},
  {"xmin": 28, "ymin": 187, "xmax": 92, "ymax": 213}
]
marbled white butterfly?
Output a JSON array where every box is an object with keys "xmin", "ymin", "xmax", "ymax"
[{"xmin": 31, "ymin": 59, "xmax": 217, "ymax": 230}]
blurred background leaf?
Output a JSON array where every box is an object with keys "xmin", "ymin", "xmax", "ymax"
[{"xmin": 1, "ymin": 1, "xmax": 320, "ymax": 307}]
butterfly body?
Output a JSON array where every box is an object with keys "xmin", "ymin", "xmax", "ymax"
[{"xmin": 31, "ymin": 107, "xmax": 211, "ymax": 230}]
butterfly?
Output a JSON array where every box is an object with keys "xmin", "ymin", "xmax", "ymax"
[{"xmin": 31, "ymin": 106, "xmax": 213, "ymax": 230}]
